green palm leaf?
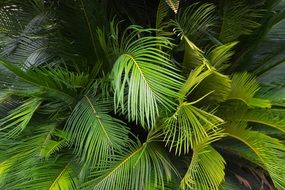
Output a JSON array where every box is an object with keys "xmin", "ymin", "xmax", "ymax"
[
  {"xmin": 219, "ymin": 0, "xmax": 262, "ymax": 42},
  {"xmin": 241, "ymin": 108, "xmax": 285, "ymax": 133},
  {"xmin": 112, "ymin": 26, "xmax": 183, "ymax": 128},
  {"xmin": 0, "ymin": 123, "xmax": 71, "ymax": 189},
  {"xmin": 0, "ymin": 97, "xmax": 41, "ymax": 137},
  {"xmin": 38, "ymin": 127, "xmax": 68, "ymax": 159},
  {"xmin": 179, "ymin": 63, "xmax": 213, "ymax": 100},
  {"xmin": 207, "ymin": 42, "xmax": 238, "ymax": 71},
  {"xmin": 225, "ymin": 123, "xmax": 285, "ymax": 189},
  {"xmin": 180, "ymin": 144, "xmax": 225, "ymax": 190},
  {"xmin": 163, "ymin": 102, "xmax": 224, "ymax": 155},
  {"xmin": 190, "ymin": 71, "xmax": 231, "ymax": 104},
  {"xmin": 173, "ymin": 3, "xmax": 216, "ymax": 42},
  {"xmin": 82, "ymin": 137, "xmax": 174, "ymax": 190},
  {"xmin": 215, "ymin": 140, "xmax": 262, "ymax": 168},
  {"xmin": 1, "ymin": 61, "xmax": 89, "ymax": 101},
  {"xmin": 65, "ymin": 96, "xmax": 130, "ymax": 167},
  {"xmin": 228, "ymin": 72, "xmax": 271, "ymax": 108},
  {"xmin": 8, "ymin": 157, "xmax": 78, "ymax": 190}
]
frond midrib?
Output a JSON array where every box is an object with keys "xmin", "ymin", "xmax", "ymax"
[
  {"xmin": 93, "ymin": 144, "xmax": 146, "ymax": 188},
  {"xmin": 124, "ymin": 53, "xmax": 157, "ymax": 98},
  {"xmin": 226, "ymin": 132, "xmax": 266, "ymax": 169},
  {"xmin": 84, "ymin": 96, "xmax": 113, "ymax": 145},
  {"xmin": 49, "ymin": 162, "xmax": 71, "ymax": 190}
]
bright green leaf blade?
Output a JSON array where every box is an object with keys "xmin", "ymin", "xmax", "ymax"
[
  {"xmin": 180, "ymin": 144, "xmax": 226, "ymax": 190},
  {"xmin": 112, "ymin": 26, "xmax": 183, "ymax": 128},
  {"xmin": 65, "ymin": 96, "xmax": 130, "ymax": 167},
  {"xmin": 225, "ymin": 124, "xmax": 285, "ymax": 189}
]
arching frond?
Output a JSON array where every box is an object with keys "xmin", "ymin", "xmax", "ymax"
[
  {"xmin": 1, "ymin": 15, "xmax": 57, "ymax": 67},
  {"xmin": 219, "ymin": 0, "xmax": 262, "ymax": 42},
  {"xmin": 191, "ymin": 71, "xmax": 231, "ymax": 104},
  {"xmin": 225, "ymin": 124, "xmax": 285, "ymax": 189},
  {"xmin": 1, "ymin": 61, "xmax": 89, "ymax": 101},
  {"xmin": 0, "ymin": 97, "xmax": 41, "ymax": 137},
  {"xmin": 182, "ymin": 38, "xmax": 204, "ymax": 73},
  {"xmin": 81, "ymin": 139, "xmax": 174, "ymax": 190},
  {"xmin": 215, "ymin": 140, "xmax": 262, "ymax": 168},
  {"xmin": 65, "ymin": 96, "xmax": 130, "ymax": 167},
  {"xmin": 179, "ymin": 63, "xmax": 212, "ymax": 100},
  {"xmin": 38, "ymin": 128, "xmax": 68, "ymax": 159},
  {"xmin": 5, "ymin": 156, "xmax": 79, "ymax": 190},
  {"xmin": 0, "ymin": 123, "xmax": 73, "ymax": 189},
  {"xmin": 0, "ymin": 123, "xmax": 66, "ymax": 161},
  {"xmin": 228, "ymin": 72, "xmax": 271, "ymax": 108},
  {"xmin": 207, "ymin": 42, "xmax": 238, "ymax": 71},
  {"xmin": 218, "ymin": 100, "xmax": 285, "ymax": 134},
  {"xmin": 237, "ymin": 1, "xmax": 285, "ymax": 98},
  {"xmin": 170, "ymin": 3, "xmax": 216, "ymax": 73},
  {"xmin": 112, "ymin": 26, "xmax": 183, "ymax": 128},
  {"xmin": 180, "ymin": 144, "xmax": 225, "ymax": 190},
  {"xmin": 173, "ymin": 3, "xmax": 216, "ymax": 41},
  {"xmin": 241, "ymin": 108, "xmax": 285, "ymax": 133},
  {"xmin": 163, "ymin": 102, "xmax": 224, "ymax": 155}
]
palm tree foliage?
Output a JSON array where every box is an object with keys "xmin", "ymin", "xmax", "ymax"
[{"xmin": 0, "ymin": 0, "xmax": 284, "ymax": 189}]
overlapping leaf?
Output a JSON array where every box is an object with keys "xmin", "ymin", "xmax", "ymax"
[
  {"xmin": 65, "ymin": 96, "xmax": 130, "ymax": 166},
  {"xmin": 180, "ymin": 144, "xmax": 225, "ymax": 190},
  {"xmin": 112, "ymin": 26, "xmax": 183, "ymax": 128},
  {"xmin": 82, "ymin": 138, "xmax": 174, "ymax": 190}
]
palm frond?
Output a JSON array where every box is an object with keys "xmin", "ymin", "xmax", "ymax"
[
  {"xmin": 228, "ymin": 72, "xmax": 271, "ymax": 108},
  {"xmin": 179, "ymin": 63, "xmax": 212, "ymax": 100},
  {"xmin": 1, "ymin": 61, "xmax": 89, "ymax": 101},
  {"xmin": 111, "ymin": 26, "xmax": 183, "ymax": 128},
  {"xmin": 0, "ymin": 1, "xmax": 61, "ymax": 69},
  {"xmin": 0, "ymin": 97, "xmax": 41, "ymax": 137},
  {"xmin": 0, "ymin": 123, "xmax": 73, "ymax": 189},
  {"xmin": 207, "ymin": 42, "xmax": 238, "ymax": 71},
  {"xmin": 225, "ymin": 123, "xmax": 285, "ymax": 189},
  {"xmin": 180, "ymin": 144, "xmax": 225, "ymax": 190},
  {"xmin": 0, "ymin": 0, "xmax": 44, "ymax": 35},
  {"xmin": 81, "ymin": 138, "xmax": 174, "ymax": 190},
  {"xmin": 217, "ymin": 100, "xmax": 285, "ymax": 134},
  {"xmin": 163, "ymin": 102, "xmax": 224, "ymax": 155},
  {"xmin": 5, "ymin": 156, "xmax": 79, "ymax": 190},
  {"xmin": 214, "ymin": 140, "xmax": 263, "ymax": 168},
  {"xmin": 181, "ymin": 35, "xmax": 205, "ymax": 74},
  {"xmin": 190, "ymin": 71, "xmax": 231, "ymax": 104},
  {"xmin": 65, "ymin": 96, "xmax": 130, "ymax": 167},
  {"xmin": 38, "ymin": 129, "xmax": 68, "ymax": 159},
  {"xmin": 219, "ymin": 0, "xmax": 263, "ymax": 42},
  {"xmin": 235, "ymin": 1, "xmax": 285, "ymax": 98},
  {"xmin": 241, "ymin": 108, "xmax": 285, "ymax": 133},
  {"xmin": 0, "ymin": 123, "xmax": 66, "ymax": 160},
  {"xmin": 0, "ymin": 14, "xmax": 57, "ymax": 67},
  {"xmin": 173, "ymin": 3, "xmax": 216, "ymax": 42}
]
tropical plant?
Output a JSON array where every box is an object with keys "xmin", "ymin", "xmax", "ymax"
[{"xmin": 0, "ymin": 0, "xmax": 284, "ymax": 189}]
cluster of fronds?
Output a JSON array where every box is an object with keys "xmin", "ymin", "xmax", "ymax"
[{"xmin": 0, "ymin": 0, "xmax": 284, "ymax": 189}]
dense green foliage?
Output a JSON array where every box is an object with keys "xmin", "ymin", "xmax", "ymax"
[{"xmin": 0, "ymin": 0, "xmax": 284, "ymax": 189}]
